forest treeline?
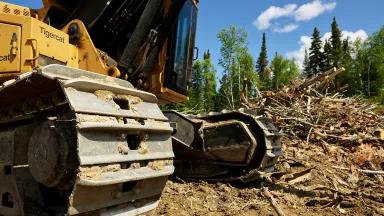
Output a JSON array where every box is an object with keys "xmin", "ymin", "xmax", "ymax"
[{"xmin": 167, "ymin": 18, "xmax": 384, "ymax": 113}]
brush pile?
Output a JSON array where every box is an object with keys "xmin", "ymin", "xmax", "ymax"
[{"xmin": 156, "ymin": 68, "xmax": 384, "ymax": 216}]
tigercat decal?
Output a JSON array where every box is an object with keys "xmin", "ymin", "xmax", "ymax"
[{"xmin": 40, "ymin": 26, "xmax": 65, "ymax": 43}]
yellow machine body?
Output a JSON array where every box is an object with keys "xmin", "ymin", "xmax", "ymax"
[
  {"xmin": 0, "ymin": 2, "xmax": 78, "ymax": 83},
  {"xmin": 0, "ymin": 1, "xmax": 189, "ymax": 103}
]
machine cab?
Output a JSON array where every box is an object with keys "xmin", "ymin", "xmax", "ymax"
[{"xmin": 163, "ymin": 0, "xmax": 198, "ymax": 99}]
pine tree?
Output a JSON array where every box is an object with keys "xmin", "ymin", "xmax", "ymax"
[
  {"xmin": 257, "ymin": 32, "xmax": 269, "ymax": 83},
  {"xmin": 303, "ymin": 49, "xmax": 311, "ymax": 76},
  {"xmin": 309, "ymin": 27, "xmax": 323, "ymax": 75},
  {"xmin": 342, "ymin": 39, "xmax": 352, "ymax": 69},
  {"xmin": 330, "ymin": 17, "xmax": 343, "ymax": 68},
  {"xmin": 203, "ymin": 49, "xmax": 211, "ymax": 60},
  {"xmin": 322, "ymin": 39, "xmax": 333, "ymax": 72},
  {"xmin": 329, "ymin": 17, "xmax": 344, "ymax": 90}
]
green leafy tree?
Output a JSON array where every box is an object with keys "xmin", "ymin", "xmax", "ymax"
[
  {"xmin": 185, "ymin": 60, "xmax": 204, "ymax": 112},
  {"xmin": 350, "ymin": 39, "xmax": 367, "ymax": 94},
  {"xmin": 270, "ymin": 53, "xmax": 299, "ymax": 90},
  {"xmin": 362, "ymin": 26, "xmax": 384, "ymax": 102},
  {"xmin": 309, "ymin": 27, "xmax": 324, "ymax": 75},
  {"xmin": 201, "ymin": 51, "xmax": 217, "ymax": 112},
  {"xmin": 217, "ymin": 26, "xmax": 249, "ymax": 109}
]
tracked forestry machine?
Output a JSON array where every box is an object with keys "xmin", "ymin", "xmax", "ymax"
[{"xmin": 0, "ymin": 0, "xmax": 282, "ymax": 215}]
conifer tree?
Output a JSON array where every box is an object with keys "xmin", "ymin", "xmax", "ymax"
[
  {"xmin": 330, "ymin": 17, "xmax": 343, "ymax": 68},
  {"xmin": 303, "ymin": 49, "xmax": 311, "ymax": 76},
  {"xmin": 257, "ymin": 32, "xmax": 269, "ymax": 83},
  {"xmin": 309, "ymin": 27, "xmax": 323, "ymax": 75},
  {"xmin": 322, "ymin": 39, "xmax": 333, "ymax": 72}
]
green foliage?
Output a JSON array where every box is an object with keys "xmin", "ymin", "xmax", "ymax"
[
  {"xmin": 216, "ymin": 26, "xmax": 253, "ymax": 109},
  {"xmin": 187, "ymin": 52, "xmax": 218, "ymax": 113},
  {"xmin": 330, "ymin": 17, "xmax": 343, "ymax": 68},
  {"xmin": 165, "ymin": 22, "xmax": 384, "ymax": 114},
  {"xmin": 335, "ymin": 25, "xmax": 384, "ymax": 104},
  {"xmin": 166, "ymin": 50, "xmax": 218, "ymax": 113},
  {"xmin": 202, "ymin": 52, "xmax": 217, "ymax": 112},
  {"xmin": 362, "ymin": 26, "xmax": 384, "ymax": 102},
  {"xmin": 309, "ymin": 27, "xmax": 324, "ymax": 75},
  {"xmin": 270, "ymin": 53, "xmax": 299, "ymax": 90},
  {"xmin": 303, "ymin": 49, "xmax": 311, "ymax": 75},
  {"xmin": 322, "ymin": 39, "xmax": 333, "ymax": 72},
  {"xmin": 257, "ymin": 32, "xmax": 269, "ymax": 85}
]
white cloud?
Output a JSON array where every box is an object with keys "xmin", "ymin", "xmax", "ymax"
[
  {"xmin": 253, "ymin": 4, "xmax": 297, "ymax": 30},
  {"xmin": 286, "ymin": 30, "xmax": 369, "ymax": 69},
  {"xmin": 274, "ymin": 24, "xmax": 299, "ymax": 33},
  {"xmin": 286, "ymin": 36, "xmax": 312, "ymax": 67},
  {"xmin": 294, "ymin": 0, "xmax": 336, "ymax": 21},
  {"xmin": 254, "ymin": 0, "xmax": 337, "ymax": 33}
]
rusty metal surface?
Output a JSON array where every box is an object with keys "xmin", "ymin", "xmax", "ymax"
[{"xmin": 0, "ymin": 65, "xmax": 174, "ymax": 215}]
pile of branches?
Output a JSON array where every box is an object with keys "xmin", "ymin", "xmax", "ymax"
[
  {"xmin": 257, "ymin": 67, "xmax": 384, "ymax": 148},
  {"xmin": 247, "ymin": 68, "xmax": 384, "ymax": 215}
]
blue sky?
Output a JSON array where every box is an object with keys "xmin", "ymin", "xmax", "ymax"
[{"xmin": 7, "ymin": 0, "xmax": 384, "ymax": 72}]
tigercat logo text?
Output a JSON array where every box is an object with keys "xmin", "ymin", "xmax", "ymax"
[
  {"xmin": 40, "ymin": 26, "xmax": 65, "ymax": 43},
  {"xmin": 0, "ymin": 54, "xmax": 11, "ymax": 62}
]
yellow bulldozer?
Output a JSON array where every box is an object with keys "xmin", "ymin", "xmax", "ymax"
[{"xmin": 0, "ymin": 0, "xmax": 282, "ymax": 215}]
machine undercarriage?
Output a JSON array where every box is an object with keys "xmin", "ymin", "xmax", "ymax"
[{"xmin": 0, "ymin": 65, "xmax": 174, "ymax": 215}]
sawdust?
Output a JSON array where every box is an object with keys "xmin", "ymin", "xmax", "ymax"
[
  {"xmin": 148, "ymin": 160, "xmax": 172, "ymax": 171},
  {"xmin": 94, "ymin": 90, "xmax": 114, "ymax": 102},
  {"xmin": 79, "ymin": 166, "xmax": 103, "ymax": 180},
  {"xmin": 76, "ymin": 113, "xmax": 117, "ymax": 123},
  {"xmin": 138, "ymin": 142, "xmax": 149, "ymax": 154},
  {"xmin": 79, "ymin": 164, "xmax": 121, "ymax": 180},
  {"xmin": 118, "ymin": 143, "xmax": 129, "ymax": 155}
]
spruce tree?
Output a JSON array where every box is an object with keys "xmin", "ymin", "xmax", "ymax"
[
  {"xmin": 330, "ymin": 17, "xmax": 343, "ymax": 68},
  {"xmin": 203, "ymin": 49, "xmax": 211, "ymax": 60},
  {"xmin": 322, "ymin": 39, "xmax": 332, "ymax": 72},
  {"xmin": 342, "ymin": 39, "xmax": 352, "ymax": 67},
  {"xmin": 309, "ymin": 27, "xmax": 323, "ymax": 75},
  {"xmin": 303, "ymin": 49, "xmax": 311, "ymax": 76},
  {"xmin": 257, "ymin": 32, "xmax": 269, "ymax": 82}
]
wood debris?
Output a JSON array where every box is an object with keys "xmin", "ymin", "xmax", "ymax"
[{"xmin": 156, "ymin": 68, "xmax": 383, "ymax": 216}]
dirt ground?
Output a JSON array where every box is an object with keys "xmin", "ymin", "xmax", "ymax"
[
  {"xmin": 154, "ymin": 136, "xmax": 384, "ymax": 216},
  {"xmin": 154, "ymin": 141, "xmax": 383, "ymax": 215}
]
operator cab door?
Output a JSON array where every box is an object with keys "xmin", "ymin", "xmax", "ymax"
[
  {"xmin": 165, "ymin": 0, "xmax": 197, "ymax": 95},
  {"xmin": 0, "ymin": 23, "xmax": 21, "ymax": 73}
]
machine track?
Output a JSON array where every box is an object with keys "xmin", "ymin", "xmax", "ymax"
[
  {"xmin": 165, "ymin": 109, "xmax": 283, "ymax": 182},
  {"xmin": 0, "ymin": 65, "xmax": 174, "ymax": 215}
]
